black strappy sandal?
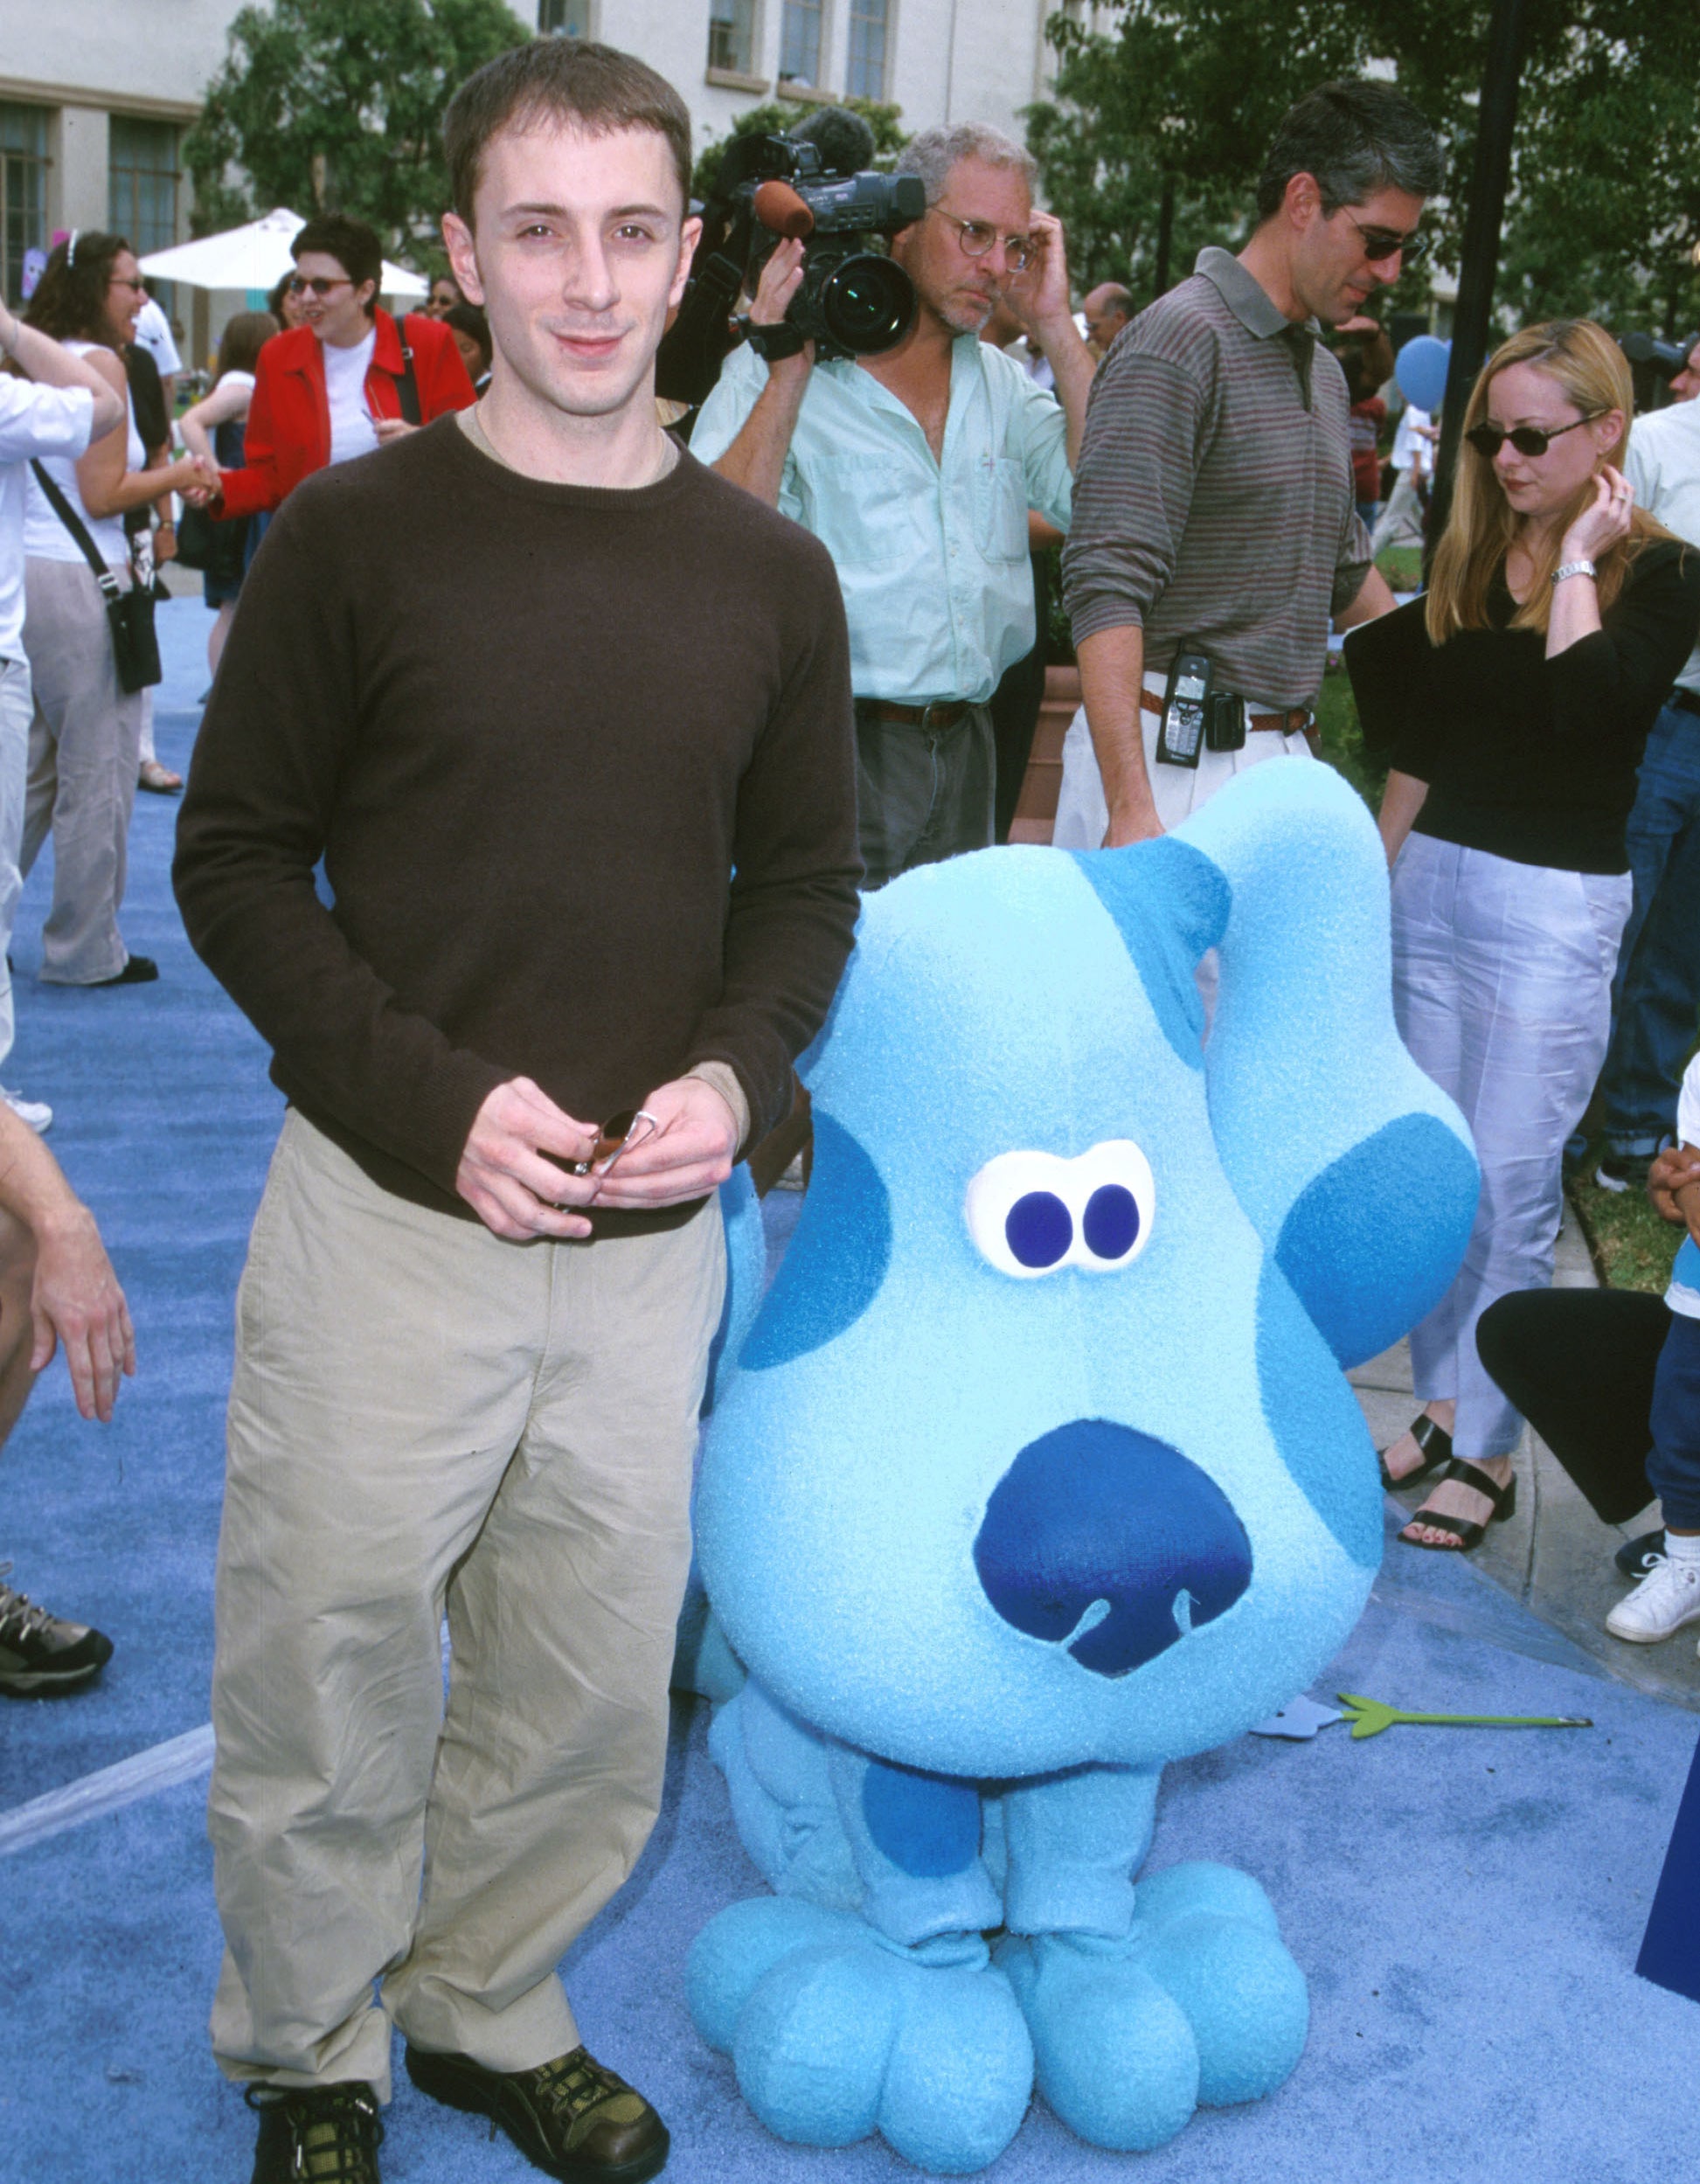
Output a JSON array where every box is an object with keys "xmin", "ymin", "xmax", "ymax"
[
  {"xmin": 1401, "ymin": 1458, "xmax": 1516, "ymax": 1552},
  {"xmin": 1378, "ymin": 1411, "xmax": 1454, "ymax": 1493}
]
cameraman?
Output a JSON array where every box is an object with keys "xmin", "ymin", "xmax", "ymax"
[
  {"xmin": 1589, "ymin": 329, "xmax": 1700, "ymax": 1191},
  {"xmin": 691, "ymin": 124, "xmax": 1093, "ymax": 888}
]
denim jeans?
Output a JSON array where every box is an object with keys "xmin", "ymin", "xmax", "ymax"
[{"xmin": 1598, "ymin": 697, "xmax": 1700, "ymax": 1154}]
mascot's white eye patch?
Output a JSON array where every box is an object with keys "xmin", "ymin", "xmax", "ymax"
[{"xmin": 965, "ymin": 1141, "xmax": 1155, "ymax": 1279}]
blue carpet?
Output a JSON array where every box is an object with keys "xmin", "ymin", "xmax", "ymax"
[{"xmin": 0, "ymin": 601, "xmax": 1693, "ymax": 2179}]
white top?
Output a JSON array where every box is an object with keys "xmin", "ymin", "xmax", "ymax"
[
  {"xmin": 23, "ymin": 343, "xmax": 143, "ymax": 572},
  {"xmin": 1666, "ymin": 1055, "xmax": 1700, "ymax": 1320},
  {"xmin": 132, "ymin": 296, "xmax": 183, "ymax": 378},
  {"xmin": 0, "ymin": 378, "xmax": 95, "ymax": 659},
  {"xmin": 1391, "ymin": 404, "xmax": 1435, "ymax": 478},
  {"xmin": 1626, "ymin": 396, "xmax": 1700, "ymax": 696},
  {"xmin": 323, "ymin": 329, "xmax": 378, "ymax": 467}
]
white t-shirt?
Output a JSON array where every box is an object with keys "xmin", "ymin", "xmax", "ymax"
[
  {"xmin": 23, "ymin": 343, "xmax": 143, "ymax": 572},
  {"xmin": 1665, "ymin": 1055, "xmax": 1700, "ymax": 1321},
  {"xmin": 1391, "ymin": 404, "xmax": 1435, "ymax": 479},
  {"xmin": 323, "ymin": 329, "xmax": 379, "ymax": 467},
  {"xmin": 0, "ymin": 378, "xmax": 95, "ymax": 659},
  {"xmin": 132, "ymin": 296, "xmax": 183, "ymax": 378},
  {"xmin": 1626, "ymin": 397, "xmax": 1700, "ymax": 697}
]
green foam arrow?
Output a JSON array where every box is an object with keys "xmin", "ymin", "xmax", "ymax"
[{"xmin": 1336, "ymin": 1692, "xmax": 1592, "ymax": 1740}]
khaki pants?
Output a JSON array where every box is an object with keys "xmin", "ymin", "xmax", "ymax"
[{"xmin": 209, "ymin": 1112, "xmax": 726, "ymax": 2099}]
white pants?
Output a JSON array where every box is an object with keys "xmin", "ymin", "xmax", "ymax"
[
  {"xmin": 1051, "ymin": 673, "xmax": 1315, "ymax": 846},
  {"xmin": 1393, "ymin": 833, "xmax": 1632, "ymax": 1458}
]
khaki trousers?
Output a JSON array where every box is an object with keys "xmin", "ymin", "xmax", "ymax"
[{"xmin": 209, "ymin": 1112, "xmax": 725, "ymax": 2099}]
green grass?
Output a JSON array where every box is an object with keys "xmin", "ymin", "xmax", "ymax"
[{"xmin": 1566, "ymin": 1161, "xmax": 1684, "ymax": 1293}]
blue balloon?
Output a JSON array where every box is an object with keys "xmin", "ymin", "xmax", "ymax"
[{"xmin": 1395, "ymin": 334, "xmax": 1451, "ymax": 414}]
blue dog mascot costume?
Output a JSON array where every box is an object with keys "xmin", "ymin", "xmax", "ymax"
[{"xmin": 688, "ymin": 761, "xmax": 1478, "ymax": 2170}]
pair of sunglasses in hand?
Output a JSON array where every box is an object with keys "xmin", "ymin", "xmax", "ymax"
[{"xmin": 568, "ymin": 1106, "xmax": 659, "ymax": 1179}]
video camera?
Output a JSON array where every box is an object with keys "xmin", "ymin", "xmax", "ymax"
[
  {"xmin": 655, "ymin": 107, "xmax": 926, "ymax": 408},
  {"xmin": 1619, "ymin": 330, "xmax": 1699, "ymax": 384}
]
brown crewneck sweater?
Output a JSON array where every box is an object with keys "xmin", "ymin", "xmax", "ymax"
[{"xmin": 175, "ymin": 414, "xmax": 861, "ymax": 1222}]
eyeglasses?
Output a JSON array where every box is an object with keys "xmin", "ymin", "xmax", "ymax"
[
  {"xmin": 287, "ymin": 275, "xmax": 352, "ymax": 298},
  {"xmin": 1465, "ymin": 413, "xmax": 1603, "ymax": 460},
  {"xmin": 1342, "ymin": 212, "xmax": 1430, "ymax": 267},
  {"xmin": 108, "ymin": 276, "xmax": 147, "ymax": 294},
  {"xmin": 928, "ymin": 208, "xmax": 1035, "ymax": 274}
]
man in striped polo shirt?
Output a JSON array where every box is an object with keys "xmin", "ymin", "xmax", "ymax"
[{"xmin": 1054, "ymin": 80, "xmax": 1444, "ymax": 845}]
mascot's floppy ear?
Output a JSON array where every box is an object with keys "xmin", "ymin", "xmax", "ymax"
[{"xmin": 1110, "ymin": 762, "xmax": 1476, "ymax": 1369}]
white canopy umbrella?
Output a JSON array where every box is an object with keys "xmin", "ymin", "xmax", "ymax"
[{"xmin": 138, "ymin": 207, "xmax": 428, "ymax": 297}]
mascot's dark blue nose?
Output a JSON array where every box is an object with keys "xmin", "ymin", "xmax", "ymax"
[{"xmin": 973, "ymin": 1419, "xmax": 1252, "ymax": 1677}]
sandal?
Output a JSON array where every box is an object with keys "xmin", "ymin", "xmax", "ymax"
[
  {"xmin": 138, "ymin": 758, "xmax": 183, "ymax": 794},
  {"xmin": 1378, "ymin": 1411, "xmax": 1453, "ymax": 1493},
  {"xmin": 1402, "ymin": 1458, "xmax": 1516, "ymax": 1552}
]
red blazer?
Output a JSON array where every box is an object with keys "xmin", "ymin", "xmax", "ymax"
[{"xmin": 217, "ymin": 309, "xmax": 475, "ymax": 520}]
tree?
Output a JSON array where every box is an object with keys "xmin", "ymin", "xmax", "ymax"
[
  {"xmin": 184, "ymin": 0, "xmax": 531, "ymax": 266},
  {"xmin": 691, "ymin": 96, "xmax": 908, "ymax": 204}
]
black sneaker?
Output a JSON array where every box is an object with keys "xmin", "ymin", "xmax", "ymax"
[
  {"xmin": 1595, "ymin": 1148, "xmax": 1657, "ymax": 1195},
  {"xmin": 246, "ymin": 2083, "xmax": 383, "ymax": 2183},
  {"xmin": 0, "ymin": 1564, "xmax": 114, "ymax": 1695},
  {"xmin": 406, "ymin": 2042, "xmax": 668, "ymax": 2182},
  {"xmin": 88, "ymin": 954, "xmax": 158, "ymax": 988},
  {"xmin": 1617, "ymin": 1527, "xmax": 1667, "ymax": 1580}
]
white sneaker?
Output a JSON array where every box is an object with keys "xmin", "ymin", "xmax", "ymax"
[
  {"xmin": 1606, "ymin": 1556, "xmax": 1700, "ymax": 1644},
  {"xmin": 0, "ymin": 1086, "xmax": 51, "ymax": 1134}
]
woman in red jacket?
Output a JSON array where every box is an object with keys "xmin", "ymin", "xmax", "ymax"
[{"xmin": 213, "ymin": 213, "xmax": 475, "ymax": 523}]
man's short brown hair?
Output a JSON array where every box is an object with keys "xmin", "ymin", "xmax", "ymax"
[{"xmin": 443, "ymin": 39, "xmax": 693, "ymax": 225}]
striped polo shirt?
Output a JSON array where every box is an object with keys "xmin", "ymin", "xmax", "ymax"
[{"xmin": 1062, "ymin": 246, "xmax": 1372, "ymax": 710}]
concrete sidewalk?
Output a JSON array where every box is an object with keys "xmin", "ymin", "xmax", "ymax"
[{"xmin": 1350, "ymin": 1198, "xmax": 1700, "ymax": 1711}]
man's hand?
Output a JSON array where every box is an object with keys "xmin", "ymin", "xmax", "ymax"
[
  {"xmin": 179, "ymin": 455, "xmax": 221, "ymax": 509},
  {"xmin": 1001, "ymin": 211, "xmax": 1073, "ymax": 345},
  {"xmin": 1649, "ymin": 1145, "xmax": 1700, "ymax": 1240},
  {"xmin": 746, "ymin": 237, "xmax": 815, "ymax": 385},
  {"xmin": 373, "ymin": 416, "xmax": 419, "ymax": 445},
  {"xmin": 155, "ymin": 522, "xmax": 178, "ymax": 565},
  {"xmin": 586, "ymin": 1075, "xmax": 739, "ymax": 1210},
  {"xmin": 1102, "ymin": 800, "xmax": 1165, "ymax": 848},
  {"xmin": 455, "ymin": 1077, "xmax": 600, "ymax": 1242},
  {"xmin": 31, "ymin": 1209, "xmax": 135, "ymax": 1422}
]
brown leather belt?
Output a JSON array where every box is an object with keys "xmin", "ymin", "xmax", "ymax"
[
  {"xmin": 857, "ymin": 698, "xmax": 975, "ymax": 730},
  {"xmin": 1138, "ymin": 689, "xmax": 1312, "ymax": 735}
]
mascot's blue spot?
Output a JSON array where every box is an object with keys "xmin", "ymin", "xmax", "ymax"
[
  {"xmin": 861, "ymin": 1759, "xmax": 981, "ymax": 1878},
  {"xmin": 1072, "ymin": 839, "xmax": 1231, "ymax": 1069},
  {"xmin": 973, "ymin": 1420, "xmax": 1252, "ymax": 1677},
  {"xmin": 1276, "ymin": 1114, "xmax": 1481, "ymax": 1370},
  {"xmin": 1256, "ymin": 1261, "xmax": 1382, "ymax": 1569},
  {"xmin": 1007, "ymin": 1191, "xmax": 1072, "ymax": 1268},
  {"xmin": 1083, "ymin": 1184, "xmax": 1139, "ymax": 1260},
  {"xmin": 740, "ymin": 1111, "xmax": 891, "ymax": 1369}
]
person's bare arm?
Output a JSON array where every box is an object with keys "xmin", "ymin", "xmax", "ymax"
[
  {"xmin": 73, "ymin": 348, "xmax": 207, "ymax": 519},
  {"xmin": 178, "ymin": 377, "xmax": 251, "ymax": 464},
  {"xmin": 1029, "ymin": 512, "xmax": 1063, "ymax": 551},
  {"xmin": 0, "ymin": 1106, "xmax": 134, "ymax": 1420},
  {"xmin": 1377, "ymin": 767, "xmax": 1429, "ymax": 866},
  {"xmin": 707, "ymin": 239, "xmax": 813, "ymax": 509},
  {"xmin": 0, "ymin": 301, "xmax": 126, "ymax": 441},
  {"xmin": 1077, "ymin": 622, "xmax": 1161, "ymax": 845},
  {"xmin": 1547, "ymin": 465, "xmax": 1633, "ymax": 656},
  {"xmin": 1002, "ymin": 211, "xmax": 1094, "ymax": 468},
  {"xmin": 1336, "ymin": 563, "xmax": 1398, "ymax": 628}
]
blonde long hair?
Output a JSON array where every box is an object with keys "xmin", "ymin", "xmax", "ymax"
[{"xmin": 1426, "ymin": 317, "xmax": 1663, "ymax": 644}]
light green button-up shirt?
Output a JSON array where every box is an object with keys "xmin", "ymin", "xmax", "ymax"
[{"xmin": 690, "ymin": 335, "xmax": 1072, "ymax": 706}]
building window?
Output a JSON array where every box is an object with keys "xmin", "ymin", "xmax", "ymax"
[
  {"xmin": 538, "ymin": 0, "xmax": 592, "ymax": 32},
  {"xmin": 846, "ymin": 0, "xmax": 888, "ymax": 99},
  {"xmin": 108, "ymin": 116, "xmax": 179, "ymax": 259},
  {"xmin": 708, "ymin": 0, "xmax": 756, "ymax": 75},
  {"xmin": 0, "ymin": 102, "xmax": 47, "ymax": 310},
  {"xmin": 779, "ymin": 0, "xmax": 823, "ymax": 87}
]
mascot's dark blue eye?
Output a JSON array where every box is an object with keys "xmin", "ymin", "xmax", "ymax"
[
  {"xmin": 1083, "ymin": 1184, "xmax": 1139, "ymax": 1261},
  {"xmin": 1005, "ymin": 1191, "xmax": 1072, "ymax": 1269}
]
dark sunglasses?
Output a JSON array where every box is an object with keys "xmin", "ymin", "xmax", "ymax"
[
  {"xmin": 286, "ymin": 275, "xmax": 351, "ymax": 298},
  {"xmin": 1343, "ymin": 212, "xmax": 1430, "ymax": 266},
  {"xmin": 1465, "ymin": 413, "xmax": 1603, "ymax": 460}
]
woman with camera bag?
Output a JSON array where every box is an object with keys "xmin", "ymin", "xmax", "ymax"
[
  {"xmin": 1346, "ymin": 318, "xmax": 1700, "ymax": 1553},
  {"xmin": 19, "ymin": 231, "xmax": 212, "ymax": 986}
]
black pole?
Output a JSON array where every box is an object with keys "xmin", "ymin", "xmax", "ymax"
[
  {"xmin": 1153, "ymin": 173, "xmax": 1175, "ymax": 300},
  {"xmin": 1424, "ymin": 0, "xmax": 1530, "ymax": 574}
]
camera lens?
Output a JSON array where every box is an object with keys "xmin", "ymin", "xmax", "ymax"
[{"xmin": 819, "ymin": 254, "xmax": 915, "ymax": 355}]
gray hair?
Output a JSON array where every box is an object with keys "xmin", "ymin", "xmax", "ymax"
[
  {"xmin": 1255, "ymin": 79, "xmax": 1444, "ymax": 222},
  {"xmin": 895, "ymin": 123, "xmax": 1037, "ymax": 208}
]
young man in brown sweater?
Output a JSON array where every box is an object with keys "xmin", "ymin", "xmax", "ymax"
[{"xmin": 173, "ymin": 41, "xmax": 860, "ymax": 2184}]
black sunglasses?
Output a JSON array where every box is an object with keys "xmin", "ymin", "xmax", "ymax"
[{"xmin": 1465, "ymin": 413, "xmax": 1603, "ymax": 460}]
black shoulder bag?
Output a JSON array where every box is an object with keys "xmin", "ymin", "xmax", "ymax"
[
  {"xmin": 30, "ymin": 460, "xmax": 163, "ymax": 694},
  {"xmin": 396, "ymin": 317, "xmax": 422, "ymax": 426}
]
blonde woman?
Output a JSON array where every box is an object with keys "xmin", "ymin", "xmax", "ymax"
[{"xmin": 1346, "ymin": 319, "xmax": 1700, "ymax": 1550}]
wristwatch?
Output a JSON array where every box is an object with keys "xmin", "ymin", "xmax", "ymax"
[{"xmin": 1551, "ymin": 558, "xmax": 1598, "ymax": 586}]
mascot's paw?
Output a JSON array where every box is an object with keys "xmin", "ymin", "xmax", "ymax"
[
  {"xmin": 996, "ymin": 1931, "xmax": 1199, "ymax": 2153},
  {"xmin": 1132, "ymin": 1862, "xmax": 1308, "ymax": 2108},
  {"xmin": 688, "ymin": 1898, "xmax": 1033, "ymax": 2173}
]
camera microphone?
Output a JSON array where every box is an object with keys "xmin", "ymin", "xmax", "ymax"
[
  {"xmin": 753, "ymin": 181, "xmax": 814, "ymax": 241},
  {"xmin": 785, "ymin": 105, "xmax": 878, "ymax": 177}
]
